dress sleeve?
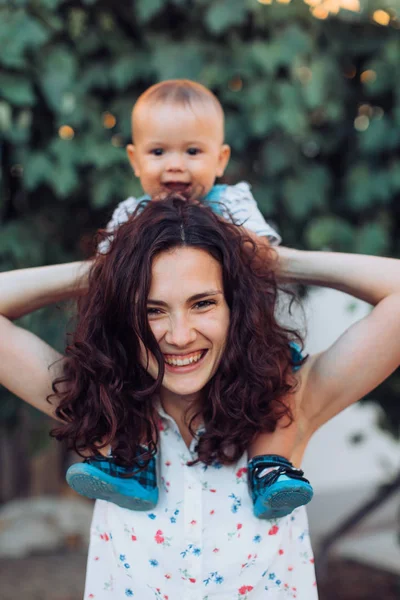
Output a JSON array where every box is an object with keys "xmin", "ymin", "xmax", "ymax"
[
  {"xmin": 97, "ymin": 196, "xmax": 142, "ymax": 254},
  {"xmin": 219, "ymin": 182, "xmax": 282, "ymax": 246}
]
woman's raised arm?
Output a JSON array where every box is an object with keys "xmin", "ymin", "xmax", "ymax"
[
  {"xmin": 0, "ymin": 261, "xmax": 90, "ymax": 418},
  {"xmin": 275, "ymin": 247, "xmax": 400, "ymax": 431}
]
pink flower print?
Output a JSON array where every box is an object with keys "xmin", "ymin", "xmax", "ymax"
[
  {"xmin": 155, "ymin": 529, "xmax": 165, "ymax": 544},
  {"xmin": 88, "ymin": 595, "xmax": 94, "ymax": 598},
  {"xmin": 268, "ymin": 525, "xmax": 279, "ymax": 535},
  {"xmin": 164, "ymin": 573, "xmax": 171, "ymax": 579},
  {"xmin": 210, "ymin": 510, "xmax": 215, "ymax": 515},
  {"xmin": 100, "ymin": 532, "xmax": 110, "ymax": 541},
  {"xmin": 238, "ymin": 585, "xmax": 254, "ymax": 594},
  {"xmin": 237, "ymin": 523, "xmax": 243, "ymax": 530},
  {"xmin": 235, "ymin": 467, "xmax": 248, "ymax": 483},
  {"xmin": 279, "ymin": 548, "xmax": 284, "ymax": 555},
  {"xmin": 288, "ymin": 566, "xmax": 293, "ymax": 572},
  {"xmin": 189, "ymin": 578, "xmax": 196, "ymax": 583},
  {"xmin": 131, "ymin": 534, "xmax": 137, "ymax": 541},
  {"xmin": 165, "ymin": 461, "xmax": 171, "ymax": 466},
  {"xmin": 190, "ymin": 520, "xmax": 197, "ymax": 525},
  {"xmin": 213, "ymin": 548, "xmax": 220, "ymax": 553},
  {"xmin": 210, "ymin": 488, "xmax": 217, "ymax": 493}
]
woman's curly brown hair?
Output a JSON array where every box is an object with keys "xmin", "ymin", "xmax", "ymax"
[{"xmin": 51, "ymin": 194, "xmax": 305, "ymax": 467}]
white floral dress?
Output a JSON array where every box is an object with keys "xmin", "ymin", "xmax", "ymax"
[{"xmin": 84, "ymin": 405, "xmax": 318, "ymax": 600}]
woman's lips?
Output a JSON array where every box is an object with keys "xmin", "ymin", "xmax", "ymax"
[{"xmin": 163, "ymin": 350, "xmax": 208, "ymax": 373}]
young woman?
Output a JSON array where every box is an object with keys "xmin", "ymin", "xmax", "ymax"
[{"xmin": 1, "ymin": 196, "xmax": 400, "ymax": 599}]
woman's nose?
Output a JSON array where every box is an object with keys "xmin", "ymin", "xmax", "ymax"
[{"xmin": 165, "ymin": 316, "xmax": 196, "ymax": 347}]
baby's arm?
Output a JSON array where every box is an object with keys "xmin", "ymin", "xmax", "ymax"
[
  {"xmin": 98, "ymin": 195, "xmax": 146, "ymax": 254},
  {"xmin": 218, "ymin": 182, "xmax": 281, "ymax": 246}
]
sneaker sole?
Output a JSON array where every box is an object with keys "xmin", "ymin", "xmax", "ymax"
[
  {"xmin": 254, "ymin": 482, "xmax": 314, "ymax": 520},
  {"xmin": 66, "ymin": 465, "xmax": 158, "ymax": 511}
]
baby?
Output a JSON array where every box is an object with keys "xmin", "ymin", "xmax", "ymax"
[{"xmin": 66, "ymin": 80, "xmax": 313, "ymax": 519}]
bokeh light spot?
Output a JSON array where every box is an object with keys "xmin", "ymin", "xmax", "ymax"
[
  {"xmin": 59, "ymin": 125, "xmax": 75, "ymax": 140},
  {"xmin": 102, "ymin": 112, "xmax": 117, "ymax": 128},
  {"xmin": 372, "ymin": 10, "xmax": 391, "ymax": 26},
  {"xmin": 360, "ymin": 70, "xmax": 377, "ymax": 84}
]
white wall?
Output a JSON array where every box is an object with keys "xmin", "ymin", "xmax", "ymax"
[{"xmin": 297, "ymin": 288, "xmax": 400, "ymax": 543}]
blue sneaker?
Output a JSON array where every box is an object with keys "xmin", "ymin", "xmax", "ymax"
[
  {"xmin": 248, "ymin": 454, "xmax": 313, "ymax": 519},
  {"xmin": 66, "ymin": 449, "xmax": 158, "ymax": 511}
]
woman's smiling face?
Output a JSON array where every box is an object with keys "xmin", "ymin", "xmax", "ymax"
[{"xmin": 142, "ymin": 246, "xmax": 230, "ymax": 402}]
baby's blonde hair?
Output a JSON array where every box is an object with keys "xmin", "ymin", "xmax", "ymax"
[{"xmin": 133, "ymin": 79, "xmax": 224, "ymax": 138}]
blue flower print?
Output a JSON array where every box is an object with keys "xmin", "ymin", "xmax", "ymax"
[
  {"xmin": 125, "ymin": 589, "xmax": 133, "ymax": 597},
  {"xmin": 149, "ymin": 559, "xmax": 159, "ymax": 567},
  {"xmin": 148, "ymin": 513, "xmax": 157, "ymax": 520},
  {"xmin": 229, "ymin": 493, "xmax": 241, "ymax": 513},
  {"xmin": 170, "ymin": 517, "xmax": 176, "ymax": 524},
  {"xmin": 120, "ymin": 554, "xmax": 126, "ymax": 561},
  {"xmin": 204, "ymin": 571, "xmax": 224, "ymax": 586},
  {"xmin": 253, "ymin": 535, "xmax": 262, "ymax": 544},
  {"xmin": 268, "ymin": 572, "xmax": 276, "ymax": 580},
  {"xmin": 124, "ymin": 563, "xmax": 130, "ymax": 569},
  {"xmin": 275, "ymin": 580, "xmax": 282, "ymax": 586},
  {"xmin": 181, "ymin": 544, "xmax": 202, "ymax": 559}
]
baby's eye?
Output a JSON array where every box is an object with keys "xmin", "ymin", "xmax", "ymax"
[
  {"xmin": 150, "ymin": 148, "xmax": 164, "ymax": 156},
  {"xmin": 187, "ymin": 147, "xmax": 201, "ymax": 156},
  {"xmin": 194, "ymin": 300, "xmax": 215, "ymax": 309}
]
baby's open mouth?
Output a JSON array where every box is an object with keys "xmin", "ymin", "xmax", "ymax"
[
  {"xmin": 163, "ymin": 182, "xmax": 191, "ymax": 194},
  {"xmin": 164, "ymin": 350, "xmax": 207, "ymax": 367}
]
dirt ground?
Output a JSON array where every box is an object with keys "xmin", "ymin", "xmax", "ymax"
[{"xmin": 1, "ymin": 554, "xmax": 400, "ymax": 599}]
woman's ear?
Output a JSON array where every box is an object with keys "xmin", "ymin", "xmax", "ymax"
[
  {"xmin": 216, "ymin": 144, "xmax": 231, "ymax": 177},
  {"xmin": 126, "ymin": 144, "xmax": 140, "ymax": 177}
]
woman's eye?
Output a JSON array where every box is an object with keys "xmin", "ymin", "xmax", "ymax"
[
  {"xmin": 147, "ymin": 307, "xmax": 162, "ymax": 316},
  {"xmin": 187, "ymin": 147, "xmax": 201, "ymax": 156},
  {"xmin": 194, "ymin": 300, "xmax": 215, "ymax": 309},
  {"xmin": 150, "ymin": 148, "xmax": 164, "ymax": 156}
]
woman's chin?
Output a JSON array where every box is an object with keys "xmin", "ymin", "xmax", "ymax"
[{"xmin": 161, "ymin": 373, "xmax": 209, "ymax": 398}]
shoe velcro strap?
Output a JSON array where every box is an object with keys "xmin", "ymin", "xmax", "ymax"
[{"xmin": 254, "ymin": 464, "xmax": 308, "ymax": 487}]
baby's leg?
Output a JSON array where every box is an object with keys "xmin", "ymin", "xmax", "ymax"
[
  {"xmin": 249, "ymin": 420, "xmax": 299, "ymax": 465},
  {"xmin": 247, "ymin": 424, "xmax": 313, "ymax": 520},
  {"xmin": 66, "ymin": 438, "xmax": 159, "ymax": 511}
]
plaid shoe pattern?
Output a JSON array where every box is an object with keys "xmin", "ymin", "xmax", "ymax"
[
  {"xmin": 247, "ymin": 454, "xmax": 310, "ymax": 505},
  {"xmin": 86, "ymin": 447, "xmax": 157, "ymax": 492}
]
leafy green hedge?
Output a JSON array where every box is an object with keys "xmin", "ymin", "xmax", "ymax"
[{"xmin": 1, "ymin": 0, "xmax": 400, "ymax": 436}]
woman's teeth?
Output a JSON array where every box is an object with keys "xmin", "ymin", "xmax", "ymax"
[{"xmin": 164, "ymin": 351, "xmax": 204, "ymax": 367}]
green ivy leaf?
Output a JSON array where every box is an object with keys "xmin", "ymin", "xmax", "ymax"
[
  {"xmin": 0, "ymin": 74, "xmax": 35, "ymax": 106},
  {"xmin": 135, "ymin": 0, "xmax": 165, "ymax": 24},
  {"xmin": 354, "ymin": 221, "xmax": 389, "ymax": 256},
  {"xmin": 39, "ymin": 46, "xmax": 77, "ymax": 112},
  {"xmin": 0, "ymin": 11, "xmax": 49, "ymax": 68},
  {"xmin": 205, "ymin": 0, "xmax": 248, "ymax": 34},
  {"xmin": 305, "ymin": 216, "xmax": 354, "ymax": 251},
  {"xmin": 282, "ymin": 166, "xmax": 330, "ymax": 220}
]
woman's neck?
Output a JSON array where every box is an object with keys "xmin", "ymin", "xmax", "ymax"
[{"xmin": 160, "ymin": 389, "xmax": 204, "ymax": 447}]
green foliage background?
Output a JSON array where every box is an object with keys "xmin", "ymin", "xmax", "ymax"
[{"xmin": 1, "ymin": 0, "xmax": 400, "ymax": 438}]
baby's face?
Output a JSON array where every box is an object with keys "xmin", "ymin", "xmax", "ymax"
[{"xmin": 127, "ymin": 102, "xmax": 230, "ymax": 198}]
